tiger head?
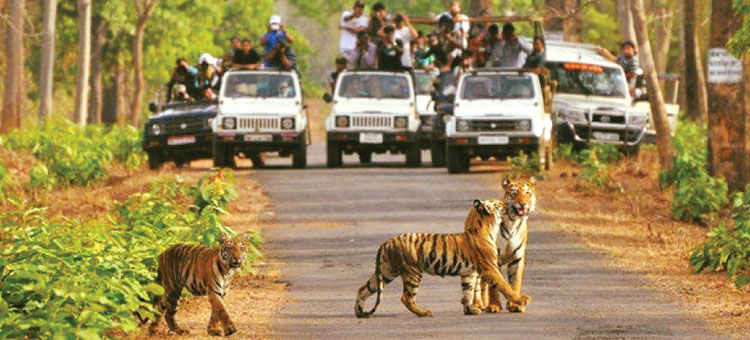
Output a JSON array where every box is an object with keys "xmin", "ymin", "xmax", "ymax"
[
  {"xmin": 501, "ymin": 176, "xmax": 537, "ymax": 219},
  {"xmin": 219, "ymin": 233, "xmax": 248, "ymax": 269},
  {"xmin": 472, "ymin": 199, "xmax": 505, "ymax": 226}
]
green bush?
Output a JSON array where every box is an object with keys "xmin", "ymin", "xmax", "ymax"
[
  {"xmin": 0, "ymin": 118, "xmax": 145, "ymax": 188},
  {"xmin": 554, "ymin": 143, "xmax": 578, "ymax": 162},
  {"xmin": 660, "ymin": 121, "xmax": 728, "ymax": 223},
  {"xmin": 0, "ymin": 170, "xmax": 262, "ymax": 339},
  {"xmin": 690, "ymin": 185, "xmax": 750, "ymax": 288},
  {"xmin": 0, "ymin": 162, "xmax": 18, "ymax": 201},
  {"xmin": 576, "ymin": 144, "xmax": 622, "ymax": 191},
  {"xmin": 506, "ymin": 151, "xmax": 544, "ymax": 178}
]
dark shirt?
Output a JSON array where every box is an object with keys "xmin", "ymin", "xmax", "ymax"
[
  {"xmin": 378, "ymin": 44, "xmax": 403, "ymax": 71},
  {"xmin": 268, "ymin": 47, "xmax": 298, "ymax": 70},
  {"xmin": 427, "ymin": 44, "xmax": 448, "ymax": 68},
  {"xmin": 368, "ymin": 17, "xmax": 385, "ymax": 44},
  {"xmin": 232, "ymin": 49, "xmax": 262, "ymax": 66},
  {"xmin": 523, "ymin": 51, "xmax": 545, "ymax": 69}
]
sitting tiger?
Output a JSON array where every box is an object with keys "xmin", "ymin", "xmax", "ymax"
[
  {"xmin": 354, "ymin": 199, "xmax": 531, "ymax": 318},
  {"xmin": 470, "ymin": 176, "xmax": 537, "ymax": 314},
  {"xmin": 149, "ymin": 233, "xmax": 248, "ymax": 336}
]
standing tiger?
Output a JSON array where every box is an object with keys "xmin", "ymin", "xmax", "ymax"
[
  {"xmin": 354, "ymin": 199, "xmax": 531, "ymax": 318},
  {"xmin": 470, "ymin": 176, "xmax": 537, "ymax": 314},
  {"xmin": 149, "ymin": 233, "xmax": 248, "ymax": 336}
]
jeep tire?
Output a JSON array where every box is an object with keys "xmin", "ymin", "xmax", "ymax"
[
  {"xmin": 430, "ymin": 138, "xmax": 446, "ymax": 167},
  {"xmin": 147, "ymin": 150, "xmax": 164, "ymax": 170},
  {"xmin": 358, "ymin": 151, "xmax": 372, "ymax": 164},
  {"xmin": 212, "ymin": 143, "xmax": 227, "ymax": 168},
  {"xmin": 249, "ymin": 152, "xmax": 264, "ymax": 169},
  {"xmin": 447, "ymin": 145, "xmax": 469, "ymax": 174},
  {"xmin": 405, "ymin": 142, "xmax": 422, "ymax": 167},
  {"xmin": 327, "ymin": 142, "xmax": 343, "ymax": 168},
  {"xmin": 292, "ymin": 132, "xmax": 307, "ymax": 169}
]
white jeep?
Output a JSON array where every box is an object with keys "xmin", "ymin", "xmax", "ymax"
[
  {"xmin": 213, "ymin": 70, "xmax": 309, "ymax": 168},
  {"xmin": 444, "ymin": 69, "xmax": 553, "ymax": 174},
  {"xmin": 324, "ymin": 70, "xmax": 421, "ymax": 167},
  {"xmin": 546, "ymin": 41, "xmax": 655, "ymax": 152}
]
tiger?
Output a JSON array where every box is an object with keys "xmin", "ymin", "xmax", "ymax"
[
  {"xmin": 354, "ymin": 199, "xmax": 531, "ymax": 318},
  {"xmin": 469, "ymin": 176, "xmax": 537, "ymax": 314},
  {"xmin": 148, "ymin": 233, "xmax": 248, "ymax": 336}
]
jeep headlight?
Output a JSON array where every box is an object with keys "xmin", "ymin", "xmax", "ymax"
[
  {"xmin": 627, "ymin": 113, "xmax": 648, "ymax": 126},
  {"xmin": 335, "ymin": 115, "xmax": 349, "ymax": 127},
  {"xmin": 558, "ymin": 109, "xmax": 587, "ymax": 124},
  {"xmin": 151, "ymin": 123, "xmax": 163, "ymax": 136},
  {"xmin": 394, "ymin": 116, "xmax": 408, "ymax": 129},
  {"xmin": 516, "ymin": 120, "xmax": 531, "ymax": 131},
  {"xmin": 457, "ymin": 120, "xmax": 471, "ymax": 132},
  {"xmin": 281, "ymin": 117, "xmax": 295, "ymax": 130},
  {"xmin": 222, "ymin": 117, "xmax": 236, "ymax": 129}
]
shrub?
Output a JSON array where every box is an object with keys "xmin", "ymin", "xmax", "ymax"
[
  {"xmin": 576, "ymin": 144, "xmax": 622, "ymax": 192},
  {"xmin": 660, "ymin": 121, "xmax": 728, "ymax": 223},
  {"xmin": 554, "ymin": 143, "xmax": 578, "ymax": 162},
  {"xmin": 0, "ymin": 162, "xmax": 18, "ymax": 201},
  {"xmin": 506, "ymin": 151, "xmax": 544, "ymax": 178},
  {"xmin": 0, "ymin": 170, "xmax": 262, "ymax": 338},
  {"xmin": 690, "ymin": 185, "xmax": 750, "ymax": 288}
]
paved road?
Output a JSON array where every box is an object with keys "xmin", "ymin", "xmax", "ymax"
[{"xmin": 253, "ymin": 145, "xmax": 726, "ymax": 340}]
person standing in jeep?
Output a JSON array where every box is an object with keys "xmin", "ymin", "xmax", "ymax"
[
  {"xmin": 339, "ymin": 1, "xmax": 369, "ymax": 55},
  {"xmin": 233, "ymin": 39, "xmax": 262, "ymax": 70},
  {"xmin": 378, "ymin": 26, "xmax": 404, "ymax": 71}
]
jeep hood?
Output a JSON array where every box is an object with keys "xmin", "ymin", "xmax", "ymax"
[
  {"xmin": 554, "ymin": 93, "xmax": 644, "ymax": 113},
  {"xmin": 220, "ymin": 99, "xmax": 300, "ymax": 116},
  {"xmin": 333, "ymin": 100, "xmax": 415, "ymax": 115},
  {"xmin": 416, "ymin": 95, "xmax": 435, "ymax": 115},
  {"xmin": 454, "ymin": 101, "xmax": 541, "ymax": 119}
]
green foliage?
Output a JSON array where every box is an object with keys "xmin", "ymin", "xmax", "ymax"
[
  {"xmin": 0, "ymin": 162, "xmax": 19, "ymax": 201},
  {"xmin": 27, "ymin": 164, "xmax": 57, "ymax": 192},
  {"xmin": 690, "ymin": 185, "xmax": 750, "ymax": 288},
  {"xmin": 554, "ymin": 143, "xmax": 578, "ymax": 163},
  {"xmin": 660, "ymin": 121, "xmax": 728, "ymax": 223},
  {"xmin": 577, "ymin": 144, "xmax": 622, "ymax": 192},
  {"xmin": 0, "ymin": 118, "xmax": 145, "ymax": 188},
  {"xmin": 0, "ymin": 171, "xmax": 262, "ymax": 338},
  {"xmin": 506, "ymin": 151, "xmax": 545, "ymax": 179},
  {"xmin": 728, "ymin": 0, "xmax": 750, "ymax": 57}
]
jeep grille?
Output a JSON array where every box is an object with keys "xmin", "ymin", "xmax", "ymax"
[
  {"xmin": 470, "ymin": 120, "xmax": 518, "ymax": 132},
  {"xmin": 238, "ymin": 117, "xmax": 279, "ymax": 130},
  {"xmin": 164, "ymin": 119, "xmax": 206, "ymax": 134},
  {"xmin": 351, "ymin": 115, "xmax": 393, "ymax": 128}
]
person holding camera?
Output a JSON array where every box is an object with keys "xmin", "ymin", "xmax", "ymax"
[
  {"xmin": 377, "ymin": 25, "xmax": 404, "ymax": 71},
  {"xmin": 367, "ymin": 2, "xmax": 389, "ymax": 45},
  {"xmin": 340, "ymin": 1, "xmax": 369, "ymax": 55},
  {"xmin": 488, "ymin": 23, "xmax": 532, "ymax": 68},
  {"xmin": 264, "ymin": 37, "xmax": 297, "ymax": 71},
  {"xmin": 345, "ymin": 32, "xmax": 377, "ymax": 69},
  {"xmin": 393, "ymin": 14, "xmax": 417, "ymax": 69},
  {"xmin": 166, "ymin": 58, "xmax": 199, "ymax": 102},
  {"xmin": 262, "ymin": 15, "xmax": 294, "ymax": 67}
]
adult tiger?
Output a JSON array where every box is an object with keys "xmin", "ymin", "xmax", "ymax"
[
  {"xmin": 354, "ymin": 199, "xmax": 531, "ymax": 318},
  {"xmin": 470, "ymin": 176, "xmax": 537, "ymax": 314},
  {"xmin": 149, "ymin": 233, "xmax": 248, "ymax": 336}
]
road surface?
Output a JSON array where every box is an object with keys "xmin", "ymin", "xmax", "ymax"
[{"xmin": 253, "ymin": 145, "xmax": 726, "ymax": 340}]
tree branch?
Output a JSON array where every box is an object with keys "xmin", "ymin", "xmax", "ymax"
[{"xmin": 545, "ymin": 0, "xmax": 599, "ymax": 21}]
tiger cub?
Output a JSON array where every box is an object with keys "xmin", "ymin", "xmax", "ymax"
[
  {"xmin": 355, "ymin": 199, "xmax": 531, "ymax": 318},
  {"xmin": 470, "ymin": 176, "xmax": 537, "ymax": 314},
  {"xmin": 149, "ymin": 233, "xmax": 247, "ymax": 336}
]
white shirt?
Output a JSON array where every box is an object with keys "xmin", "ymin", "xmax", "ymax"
[
  {"xmin": 435, "ymin": 12, "xmax": 469, "ymax": 49},
  {"xmin": 339, "ymin": 11, "xmax": 369, "ymax": 53},
  {"xmin": 394, "ymin": 26, "xmax": 413, "ymax": 68}
]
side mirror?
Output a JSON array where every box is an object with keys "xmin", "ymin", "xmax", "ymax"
[
  {"xmin": 322, "ymin": 93, "xmax": 333, "ymax": 104},
  {"xmin": 148, "ymin": 102, "xmax": 158, "ymax": 113}
]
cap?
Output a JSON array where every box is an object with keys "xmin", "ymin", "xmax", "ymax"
[{"xmin": 269, "ymin": 14, "xmax": 281, "ymax": 30}]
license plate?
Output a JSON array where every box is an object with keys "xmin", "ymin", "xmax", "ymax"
[
  {"xmin": 359, "ymin": 132, "xmax": 383, "ymax": 144},
  {"xmin": 167, "ymin": 135, "xmax": 196, "ymax": 146},
  {"xmin": 478, "ymin": 136, "xmax": 509, "ymax": 145},
  {"xmin": 244, "ymin": 134, "xmax": 273, "ymax": 142},
  {"xmin": 592, "ymin": 132, "xmax": 620, "ymax": 141}
]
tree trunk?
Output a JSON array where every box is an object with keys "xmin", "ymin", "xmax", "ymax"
[
  {"xmin": 470, "ymin": 0, "xmax": 493, "ymax": 16},
  {"xmin": 683, "ymin": 0, "xmax": 709, "ymax": 123},
  {"xmin": 617, "ymin": 0, "xmax": 637, "ymax": 43},
  {"xmin": 740, "ymin": 53, "xmax": 750, "ymax": 189},
  {"xmin": 38, "ymin": 0, "xmax": 56, "ymax": 122},
  {"xmin": 1, "ymin": 0, "xmax": 25, "ymax": 134},
  {"xmin": 73, "ymin": 0, "xmax": 92, "ymax": 127},
  {"xmin": 630, "ymin": 0, "xmax": 674, "ymax": 172},
  {"xmin": 708, "ymin": 0, "xmax": 745, "ymax": 191},
  {"xmin": 546, "ymin": 0, "xmax": 582, "ymax": 42},
  {"xmin": 653, "ymin": 5, "xmax": 674, "ymax": 77},
  {"xmin": 130, "ymin": 0, "xmax": 157, "ymax": 127},
  {"xmin": 89, "ymin": 17, "xmax": 107, "ymax": 124}
]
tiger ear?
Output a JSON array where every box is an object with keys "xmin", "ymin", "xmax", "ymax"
[
  {"xmin": 219, "ymin": 233, "xmax": 228, "ymax": 244},
  {"xmin": 501, "ymin": 175, "xmax": 511, "ymax": 189},
  {"xmin": 529, "ymin": 176, "xmax": 537, "ymax": 186},
  {"xmin": 473, "ymin": 199, "xmax": 487, "ymax": 215}
]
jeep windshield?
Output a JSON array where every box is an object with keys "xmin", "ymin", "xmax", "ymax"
[
  {"xmin": 414, "ymin": 72, "xmax": 434, "ymax": 95},
  {"xmin": 460, "ymin": 74, "xmax": 534, "ymax": 100},
  {"xmin": 223, "ymin": 74, "xmax": 296, "ymax": 98},
  {"xmin": 547, "ymin": 62, "xmax": 628, "ymax": 98},
  {"xmin": 337, "ymin": 74, "xmax": 411, "ymax": 99}
]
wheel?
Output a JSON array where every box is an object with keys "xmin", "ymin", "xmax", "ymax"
[
  {"xmin": 174, "ymin": 157, "xmax": 189, "ymax": 168},
  {"xmin": 249, "ymin": 152, "xmax": 264, "ymax": 169},
  {"xmin": 446, "ymin": 145, "xmax": 469, "ymax": 174},
  {"xmin": 212, "ymin": 142, "xmax": 226, "ymax": 168},
  {"xmin": 405, "ymin": 143, "xmax": 422, "ymax": 167},
  {"xmin": 292, "ymin": 132, "xmax": 307, "ymax": 169},
  {"xmin": 430, "ymin": 138, "xmax": 446, "ymax": 167},
  {"xmin": 327, "ymin": 142, "xmax": 342, "ymax": 168},
  {"xmin": 226, "ymin": 147, "xmax": 237, "ymax": 169},
  {"xmin": 147, "ymin": 150, "xmax": 164, "ymax": 170},
  {"xmin": 358, "ymin": 151, "xmax": 372, "ymax": 164}
]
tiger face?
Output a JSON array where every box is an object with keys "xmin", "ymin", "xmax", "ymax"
[
  {"xmin": 473, "ymin": 199, "xmax": 505, "ymax": 224},
  {"xmin": 219, "ymin": 233, "xmax": 248, "ymax": 269},
  {"xmin": 501, "ymin": 176, "xmax": 537, "ymax": 218}
]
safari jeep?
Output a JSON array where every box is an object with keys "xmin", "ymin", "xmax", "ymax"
[
  {"xmin": 546, "ymin": 41, "xmax": 651, "ymax": 153},
  {"xmin": 413, "ymin": 70, "xmax": 438, "ymax": 153},
  {"xmin": 444, "ymin": 69, "xmax": 553, "ymax": 174},
  {"xmin": 143, "ymin": 101, "xmax": 217, "ymax": 169},
  {"xmin": 324, "ymin": 70, "xmax": 421, "ymax": 167},
  {"xmin": 213, "ymin": 70, "xmax": 309, "ymax": 168}
]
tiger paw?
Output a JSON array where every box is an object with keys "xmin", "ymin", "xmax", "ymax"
[
  {"xmin": 224, "ymin": 324, "xmax": 238, "ymax": 336},
  {"xmin": 417, "ymin": 310, "xmax": 434, "ymax": 317},
  {"xmin": 207, "ymin": 327, "xmax": 223, "ymax": 336},
  {"xmin": 168, "ymin": 326, "xmax": 190, "ymax": 335},
  {"xmin": 506, "ymin": 300, "xmax": 527, "ymax": 313},
  {"xmin": 511, "ymin": 294, "xmax": 531, "ymax": 307},
  {"xmin": 484, "ymin": 303, "xmax": 502, "ymax": 314},
  {"xmin": 463, "ymin": 305, "xmax": 483, "ymax": 315}
]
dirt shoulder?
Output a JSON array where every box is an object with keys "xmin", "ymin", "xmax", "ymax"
[{"xmin": 541, "ymin": 151, "xmax": 750, "ymax": 339}]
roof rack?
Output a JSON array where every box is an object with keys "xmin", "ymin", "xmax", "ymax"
[{"xmin": 410, "ymin": 15, "xmax": 544, "ymax": 25}]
